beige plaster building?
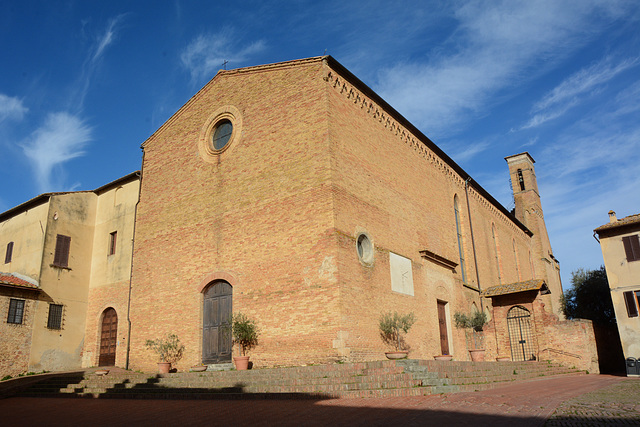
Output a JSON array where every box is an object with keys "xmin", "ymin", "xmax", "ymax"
[
  {"xmin": 0, "ymin": 172, "xmax": 139, "ymax": 377},
  {"xmin": 595, "ymin": 211, "xmax": 640, "ymax": 366}
]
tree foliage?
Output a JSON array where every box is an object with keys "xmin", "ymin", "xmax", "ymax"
[
  {"xmin": 145, "ymin": 333, "xmax": 185, "ymax": 363},
  {"xmin": 453, "ymin": 311, "xmax": 488, "ymax": 332},
  {"xmin": 560, "ymin": 266, "xmax": 615, "ymax": 325},
  {"xmin": 232, "ymin": 313, "xmax": 260, "ymax": 356},
  {"xmin": 379, "ymin": 311, "xmax": 416, "ymax": 351}
]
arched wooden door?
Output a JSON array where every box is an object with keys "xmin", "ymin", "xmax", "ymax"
[
  {"xmin": 203, "ymin": 281, "xmax": 232, "ymax": 364},
  {"xmin": 99, "ymin": 308, "xmax": 117, "ymax": 366},
  {"xmin": 507, "ymin": 306, "xmax": 535, "ymax": 361}
]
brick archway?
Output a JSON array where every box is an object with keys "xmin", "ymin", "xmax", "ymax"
[{"xmin": 196, "ymin": 271, "xmax": 239, "ymax": 293}]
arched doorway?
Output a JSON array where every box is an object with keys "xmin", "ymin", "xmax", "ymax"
[
  {"xmin": 99, "ymin": 308, "xmax": 117, "ymax": 366},
  {"xmin": 507, "ymin": 305, "xmax": 535, "ymax": 361},
  {"xmin": 202, "ymin": 281, "xmax": 232, "ymax": 364}
]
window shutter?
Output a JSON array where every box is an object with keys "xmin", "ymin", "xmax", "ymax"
[
  {"xmin": 4, "ymin": 241, "xmax": 13, "ymax": 263},
  {"xmin": 53, "ymin": 235, "xmax": 71, "ymax": 267},
  {"xmin": 623, "ymin": 291, "xmax": 638, "ymax": 318},
  {"xmin": 623, "ymin": 235, "xmax": 640, "ymax": 262}
]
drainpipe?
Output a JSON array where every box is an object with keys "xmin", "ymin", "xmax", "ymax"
[
  {"xmin": 125, "ymin": 164, "xmax": 143, "ymax": 370},
  {"xmin": 465, "ymin": 178, "xmax": 483, "ymax": 310}
]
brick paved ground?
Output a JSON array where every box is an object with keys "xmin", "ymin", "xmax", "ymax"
[
  {"xmin": 546, "ymin": 379, "xmax": 640, "ymax": 426},
  {"xmin": 0, "ymin": 374, "xmax": 634, "ymax": 426}
]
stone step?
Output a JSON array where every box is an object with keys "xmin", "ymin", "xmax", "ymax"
[{"xmin": 13, "ymin": 359, "xmax": 584, "ymax": 400}]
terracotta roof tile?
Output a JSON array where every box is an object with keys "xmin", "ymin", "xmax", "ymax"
[
  {"xmin": 482, "ymin": 279, "xmax": 549, "ymax": 297},
  {"xmin": 594, "ymin": 213, "xmax": 640, "ymax": 233},
  {"xmin": 0, "ymin": 272, "xmax": 40, "ymax": 290}
]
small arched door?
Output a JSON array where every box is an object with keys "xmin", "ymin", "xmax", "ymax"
[
  {"xmin": 99, "ymin": 308, "xmax": 118, "ymax": 366},
  {"xmin": 507, "ymin": 306, "xmax": 535, "ymax": 361},
  {"xmin": 202, "ymin": 281, "xmax": 233, "ymax": 364}
]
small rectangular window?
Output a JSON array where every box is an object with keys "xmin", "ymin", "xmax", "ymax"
[
  {"xmin": 47, "ymin": 304, "xmax": 63, "ymax": 329},
  {"xmin": 623, "ymin": 291, "xmax": 639, "ymax": 318},
  {"xmin": 53, "ymin": 234, "xmax": 71, "ymax": 268},
  {"xmin": 623, "ymin": 235, "xmax": 640, "ymax": 262},
  {"xmin": 7, "ymin": 299, "xmax": 25, "ymax": 324},
  {"xmin": 108, "ymin": 231, "xmax": 117, "ymax": 256},
  {"xmin": 4, "ymin": 241, "xmax": 13, "ymax": 264}
]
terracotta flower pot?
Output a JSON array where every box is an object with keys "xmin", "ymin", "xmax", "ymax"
[
  {"xmin": 469, "ymin": 349, "xmax": 485, "ymax": 362},
  {"xmin": 385, "ymin": 351, "xmax": 409, "ymax": 360},
  {"xmin": 190, "ymin": 365, "xmax": 207, "ymax": 372},
  {"xmin": 434, "ymin": 355, "xmax": 453, "ymax": 361},
  {"xmin": 234, "ymin": 356, "xmax": 250, "ymax": 370},
  {"xmin": 157, "ymin": 362, "xmax": 171, "ymax": 374}
]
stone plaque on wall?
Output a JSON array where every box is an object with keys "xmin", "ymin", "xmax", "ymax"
[{"xmin": 390, "ymin": 252, "xmax": 414, "ymax": 296}]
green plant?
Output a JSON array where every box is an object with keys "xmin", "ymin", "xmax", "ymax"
[
  {"xmin": 232, "ymin": 313, "xmax": 259, "ymax": 356},
  {"xmin": 379, "ymin": 311, "xmax": 416, "ymax": 351},
  {"xmin": 1, "ymin": 375, "xmax": 12, "ymax": 381},
  {"xmin": 145, "ymin": 333, "xmax": 185, "ymax": 363},
  {"xmin": 453, "ymin": 311, "xmax": 487, "ymax": 332}
]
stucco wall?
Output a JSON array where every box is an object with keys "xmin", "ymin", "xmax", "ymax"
[
  {"xmin": 83, "ymin": 177, "xmax": 139, "ymax": 368},
  {"xmin": 28, "ymin": 192, "xmax": 97, "ymax": 372},
  {"xmin": 599, "ymin": 227, "xmax": 640, "ymax": 358},
  {"xmin": 1, "ymin": 202, "xmax": 49, "ymax": 281}
]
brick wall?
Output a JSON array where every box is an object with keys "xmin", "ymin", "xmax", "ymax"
[
  {"xmin": 488, "ymin": 291, "xmax": 598, "ymax": 371},
  {"xmin": 0, "ymin": 290, "xmax": 38, "ymax": 377},
  {"xmin": 129, "ymin": 60, "xmax": 340, "ymax": 371},
  {"xmin": 82, "ymin": 280, "xmax": 131, "ymax": 368},
  {"xmin": 128, "ymin": 57, "xmax": 573, "ymax": 369}
]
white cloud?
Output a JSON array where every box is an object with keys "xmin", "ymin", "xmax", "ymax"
[
  {"xmin": 22, "ymin": 112, "xmax": 92, "ymax": 192},
  {"xmin": 521, "ymin": 57, "xmax": 638, "ymax": 129},
  {"xmin": 180, "ymin": 30, "xmax": 266, "ymax": 83},
  {"xmin": 74, "ymin": 14, "xmax": 128, "ymax": 108},
  {"xmin": 375, "ymin": 0, "xmax": 632, "ymax": 139},
  {"xmin": 446, "ymin": 140, "xmax": 492, "ymax": 164},
  {"xmin": 92, "ymin": 15, "xmax": 126, "ymax": 63},
  {"xmin": 0, "ymin": 94, "xmax": 28, "ymax": 123},
  {"xmin": 532, "ymin": 96, "xmax": 640, "ymax": 285}
]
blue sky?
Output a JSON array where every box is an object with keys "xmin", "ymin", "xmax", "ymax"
[{"xmin": 1, "ymin": 0, "xmax": 639, "ymax": 288}]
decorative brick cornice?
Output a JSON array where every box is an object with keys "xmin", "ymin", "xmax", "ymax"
[{"xmin": 325, "ymin": 65, "xmax": 531, "ymax": 240}]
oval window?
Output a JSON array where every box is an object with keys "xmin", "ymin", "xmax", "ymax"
[
  {"xmin": 356, "ymin": 233, "xmax": 374, "ymax": 265},
  {"xmin": 212, "ymin": 119, "xmax": 233, "ymax": 150}
]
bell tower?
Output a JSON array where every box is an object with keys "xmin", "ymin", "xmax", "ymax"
[{"xmin": 505, "ymin": 152, "xmax": 563, "ymax": 318}]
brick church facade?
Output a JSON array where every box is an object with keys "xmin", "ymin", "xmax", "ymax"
[{"xmin": 1, "ymin": 57, "xmax": 598, "ymax": 376}]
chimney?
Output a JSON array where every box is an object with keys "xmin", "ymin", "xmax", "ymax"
[{"xmin": 608, "ymin": 210, "xmax": 617, "ymax": 223}]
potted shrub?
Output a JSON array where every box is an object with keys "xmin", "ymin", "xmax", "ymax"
[
  {"xmin": 379, "ymin": 311, "xmax": 416, "ymax": 359},
  {"xmin": 145, "ymin": 333, "xmax": 185, "ymax": 373},
  {"xmin": 454, "ymin": 311, "xmax": 488, "ymax": 361},
  {"xmin": 231, "ymin": 313, "xmax": 259, "ymax": 370}
]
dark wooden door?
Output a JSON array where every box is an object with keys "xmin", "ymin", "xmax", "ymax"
[
  {"xmin": 99, "ymin": 308, "xmax": 117, "ymax": 366},
  {"xmin": 203, "ymin": 281, "xmax": 233, "ymax": 364},
  {"xmin": 437, "ymin": 301, "xmax": 450, "ymax": 355}
]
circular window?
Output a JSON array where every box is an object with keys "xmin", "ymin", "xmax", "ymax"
[
  {"xmin": 356, "ymin": 233, "xmax": 374, "ymax": 265},
  {"xmin": 212, "ymin": 119, "xmax": 233, "ymax": 150},
  {"xmin": 198, "ymin": 105, "xmax": 242, "ymax": 163}
]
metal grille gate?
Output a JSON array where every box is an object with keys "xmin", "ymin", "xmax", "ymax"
[{"xmin": 507, "ymin": 306, "xmax": 536, "ymax": 361}]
